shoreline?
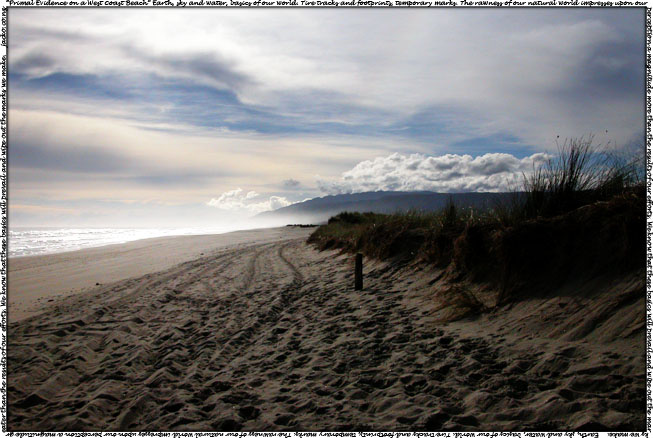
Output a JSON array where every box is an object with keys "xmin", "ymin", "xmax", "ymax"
[
  {"xmin": 7, "ymin": 227, "xmax": 645, "ymax": 431},
  {"xmin": 7, "ymin": 226, "xmax": 310, "ymax": 323},
  {"xmin": 8, "ymin": 225, "xmax": 282, "ymax": 259}
]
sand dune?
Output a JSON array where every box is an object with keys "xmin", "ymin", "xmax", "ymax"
[{"xmin": 7, "ymin": 228, "xmax": 646, "ymax": 431}]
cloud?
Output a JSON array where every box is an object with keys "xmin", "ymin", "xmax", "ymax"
[
  {"xmin": 11, "ymin": 51, "xmax": 57, "ymax": 76},
  {"xmin": 317, "ymin": 152, "xmax": 550, "ymax": 195},
  {"xmin": 282, "ymin": 178, "xmax": 301, "ymax": 188},
  {"xmin": 7, "ymin": 10, "xmax": 645, "ymax": 229},
  {"xmin": 145, "ymin": 50, "xmax": 254, "ymax": 92},
  {"xmin": 206, "ymin": 188, "xmax": 293, "ymax": 213},
  {"xmin": 7, "ymin": 9, "xmax": 645, "ymax": 148},
  {"xmin": 256, "ymin": 196, "xmax": 294, "ymax": 212},
  {"xmin": 206, "ymin": 188, "xmax": 259, "ymax": 209},
  {"xmin": 8, "ymin": 108, "xmax": 382, "ymax": 208}
]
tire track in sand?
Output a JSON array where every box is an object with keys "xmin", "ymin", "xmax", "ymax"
[
  {"xmin": 8, "ymin": 239, "xmax": 304, "ymax": 430},
  {"xmin": 210, "ymin": 240, "xmax": 307, "ymax": 368},
  {"xmin": 278, "ymin": 241, "xmax": 304, "ymax": 284}
]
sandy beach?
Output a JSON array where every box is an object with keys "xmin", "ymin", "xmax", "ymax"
[
  {"xmin": 7, "ymin": 227, "xmax": 646, "ymax": 431},
  {"xmin": 8, "ymin": 227, "xmax": 302, "ymax": 323}
]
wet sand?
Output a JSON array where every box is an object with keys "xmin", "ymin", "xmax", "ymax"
[{"xmin": 8, "ymin": 227, "xmax": 300, "ymax": 323}]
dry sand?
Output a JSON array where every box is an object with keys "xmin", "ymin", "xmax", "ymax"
[{"xmin": 7, "ymin": 227, "xmax": 646, "ymax": 431}]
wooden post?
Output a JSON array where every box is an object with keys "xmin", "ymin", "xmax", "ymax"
[{"xmin": 355, "ymin": 253, "xmax": 363, "ymax": 290}]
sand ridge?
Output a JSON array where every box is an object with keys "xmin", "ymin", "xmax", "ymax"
[{"xmin": 7, "ymin": 231, "xmax": 646, "ymax": 431}]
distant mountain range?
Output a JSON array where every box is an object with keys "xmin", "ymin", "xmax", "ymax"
[{"xmin": 254, "ymin": 191, "xmax": 517, "ymax": 225}]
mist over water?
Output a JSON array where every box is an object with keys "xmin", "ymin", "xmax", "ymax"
[{"xmin": 8, "ymin": 225, "xmax": 256, "ymax": 257}]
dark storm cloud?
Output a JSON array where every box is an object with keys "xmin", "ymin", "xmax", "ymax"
[
  {"xmin": 11, "ymin": 51, "xmax": 57, "ymax": 72},
  {"xmin": 165, "ymin": 54, "xmax": 252, "ymax": 91},
  {"xmin": 121, "ymin": 44, "xmax": 254, "ymax": 91}
]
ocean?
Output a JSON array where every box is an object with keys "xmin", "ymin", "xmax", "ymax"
[{"xmin": 8, "ymin": 226, "xmax": 239, "ymax": 258}]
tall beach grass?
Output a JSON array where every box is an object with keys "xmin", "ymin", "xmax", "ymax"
[{"xmin": 308, "ymin": 136, "xmax": 645, "ymax": 269}]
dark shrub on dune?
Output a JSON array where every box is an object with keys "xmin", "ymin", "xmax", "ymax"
[{"xmin": 308, "ymin": 137, "xmax": 645, "ymax": 308}]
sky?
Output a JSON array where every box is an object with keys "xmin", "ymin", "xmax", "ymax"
[{"xmin": 8, "ymin": 8, "xmax": 646, "ymax": 228}]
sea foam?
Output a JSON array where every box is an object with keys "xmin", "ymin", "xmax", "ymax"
[{"xmin": 8, "ymin": 227, "xmax": 235, "ymax": 257}]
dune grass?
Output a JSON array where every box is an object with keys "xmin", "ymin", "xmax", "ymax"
[
  {"xmin": 513, "ymin": 136, "xmax": 645, "ymax": 222},
  {"xmin": 308, "ymin": 136, "xmax": 645, "ymax": 268}
]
